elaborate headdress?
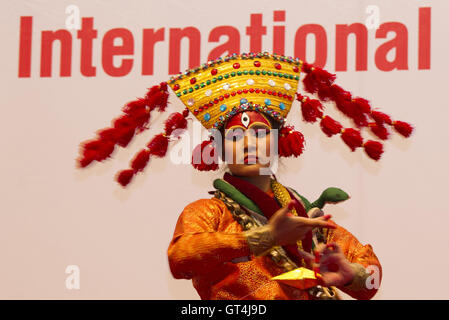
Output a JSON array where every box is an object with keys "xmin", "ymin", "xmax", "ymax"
[{"xmin": 76, "ymin": 52, "xmax": 413, "ymax": 187}]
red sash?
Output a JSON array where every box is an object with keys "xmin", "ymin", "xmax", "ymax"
[{"xmin": 223, "ymin": 173, "xmax": 312, "ymax": 265}]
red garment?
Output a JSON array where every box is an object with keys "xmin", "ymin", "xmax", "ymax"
[{"xmin": 167, "ymin": 195, "xmax": 382, "ymax": 300}]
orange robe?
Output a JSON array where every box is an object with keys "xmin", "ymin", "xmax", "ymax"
[{"xmin": 167, "ymin": 194, "xmax": 382, "ymax": 300}]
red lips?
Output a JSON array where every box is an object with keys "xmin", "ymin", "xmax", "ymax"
[{"xmin": 243, "ymin": 154, "xmax": 258, "ymax": 164}]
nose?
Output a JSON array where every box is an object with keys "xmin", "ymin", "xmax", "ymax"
[{"xmin": 244, "ymin": 130, "xmax": 257, "ymax": 152}]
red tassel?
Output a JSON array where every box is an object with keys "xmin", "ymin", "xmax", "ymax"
[
  {"xmin": 97, "ymin": 128, "xmax": 118, "ymax": 143},
  {"xmin": 349, "ymin": 97, "xmax": 371, "ymax": 127},
  {"xmin": 320, "ymin": 116, "xmax": 343, "ymax": 137},
  {"xmin": 363, "ymin": 140, "xmax": 384, "ymax": 160},
  {"xmin": 96, "ymin": 140, "xmax": 115, "ymax": 161},
  {"xmin": 303, "ymin": 66, "xmax": 336, "ymax": 95},
  {"xmin": 334, "ymin": 89, "xmax": 354, "ymax": 118},
  {"xmin": 278, "ymin": 126, "xmax": 305, "ymax": 157},
  {"xmin": 113, "ymin": 115, "xmax": 137, "ymax": 147},
  {"xmin": 113, "ymin": 114, "xmax": 135, "ymax": 129},
  {"xmin": 192, "ymin": 140, "xmax": 219, "ymax": 171},
  {"xmin": 297, "ymin": 94, "xmax": 324, "ymax": 123},
  {"xmin": 370, "ymin": 110, "xmax": 392, "ymax": 125},
  {"xmin": 131, "ymin": 149, "xmax": 151, "ymax": 172},
  {"xmin": 122, "ymin": 98, "xmax": 147, "ymax": 115},
  {"xmin": 80, "ymin": 139, "xmax": 115, "ymax": 165},
  {"xmin": 147, "ymin": 134, "xmax": 169, "ymax": 157},
  {"xmin": 130, "ymin": 108, "xmax": 151, "ymax": 132},
  {"xmin": 116, "ymin": 169, "xmax": 135, "ymax": 187},
  {"xmin": 115, "ymin": 127, "xmax": 135, "ymax": 148},
  {"xmin": 393, "ymin": 121, "xmax": 414, "ymax": 137},
  {"xmin": 146, "ymin": 83, "xmax": 169, "ymax": 112},
  {"xmin": 352, "ymin": 97, "xmax": 371, "ymax": 114},
  {"xmin": 369, "ymin": 122, "xmax": 390, "ymax": 140},
  {"xmin": 77, "ymin": 154, "xmax": 94, "ymax": 168},
  {"xmin": 341, "ymin": 128, "xmax": 363, "ymax": 151},
  {"xmin": 164, "ymin": 112, "xmax": 188, "ymax": 136}
]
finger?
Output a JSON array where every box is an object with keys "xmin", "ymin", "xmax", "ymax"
[
  {"xmin": 296, "ymin": 249, "xmax": 315, "ymax": 265},
  {"xmin": 304, "ymin": 218, "xmax": 336, "ymax": 229},
  {"xmin": 326, "ymin": 242, "xmax": 342, "ymax": 254},
  {"xmin": 273, "ymin": 201, "xmax": 294, "ymax": 218}
]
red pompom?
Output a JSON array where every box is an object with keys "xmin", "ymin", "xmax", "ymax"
[
  {"xmin": 79, "ymin": 139, "xmax": 114, "ymax": 163},
  {"xmin": 303, "ymin": 66, "xmax": 336, "ymax": 95},
  {"xmin": 351, "ymin": 97, "xmax": 371, "ymax": 114},
  {"xmin": 116, "ymin": 169, "xmax": 135, "ymax": 187},
  {"xmin": 113, "ymin": 115, "xmax": 137, "ymax": 147},
  {"xmin": 146, "ymin": 83, "xmax": 169, "ymax": 112},
  {"xmin": 95, "ymin": 140, "xmax": 115, "ymax": 161},
  {"xmin": 369, "ymin": 122, "xmax": 390, "ymax": 140},
  {"xmin": 320, "ymin": 116, "xmax": 343, "ymax": 137},
  {"xmin": 115, "ymin": 127, "xmax": 135, "ymax": 148},
  {"xmin": 298, "ymin": 95, "xmax": 324, "ymax": 123},
  {"xmin": 349, "ymin": 97, "xmax": 371, "ymax": 127},
  {"xmin": 122, "ymin": 98, "xmax": 147, "ymax": 115},
  {"xmin": 130, "ymin": 108, "xmax": 150, "ymax": 131},
  {"xmin": 147, "ymin": 134, "xmax": 169, "ymax": 157},
  {"xmin": 278, "ymin": 126, "xmax": 305, "ymax": 158},
  {"xmin": 333, "ymin": 89, "xmax": 354, "ymax": 117},
  {"xmin": 131, "ymin": 149, "xmax": 151, "ymax": 172},
  {"xmin": 77, "ymin": 155, "xmax": 94, "ymax": 168},
  {"xmin": 363, "ymin": 140, "xmax": 384, "ymax": 160},
  {"xmin": 341, "ymin": 128, "xmax": 363, "ymax": 151},
  {"xmin": 164, "ymin": 112, "xmax": 188, "ymax": 136},
  {"xmin": 393, "ymin": 121, "xmax": 414, "ymax": 138},
  {"xmin": 113, "ymin": 114, "xmax": 135, "ymax": 129},
  {"xmin": 191, "ymin": 140, "xmax": 219, "ymax": 171},
  {"xmin": 97, "ymin": 128, "xmax": 118, "ymax": 143},
  {"xmin": 371, "ymin": 110, "xmax": 392, "ymax": 125}
]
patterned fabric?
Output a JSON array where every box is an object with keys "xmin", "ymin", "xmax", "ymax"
[{"xmin": 167, "ymin": 184, "xmax": 382, "ymax": 300}]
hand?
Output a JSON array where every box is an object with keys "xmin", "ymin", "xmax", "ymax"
[
  {"xmin": 299, "ymin": 243, "xmax": 356, "ymax": 287},
  {"xmin": 268, "ymin": 200, "xmax": 336, "ymax": 246}
]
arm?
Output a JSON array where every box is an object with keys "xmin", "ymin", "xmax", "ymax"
[
  {"xmin": 326, "ymin": 224, "xmax": 383, "ymax": 300},
  {"xmin": 167, "ymin": 198, "xmax": 252, "ymax": 279}
]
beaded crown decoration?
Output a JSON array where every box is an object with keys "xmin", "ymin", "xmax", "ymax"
[
  {"xmin": 168, "ymin": 52, "xmax": 301, "ymax": 130},
  {"xmin": 76, "ymin": 51, "xmax": 414, "ymax": 187}
]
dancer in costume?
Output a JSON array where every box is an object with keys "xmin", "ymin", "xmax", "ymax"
[{"xmin": 76, "ymin": 52, "xmax": 413, "ymax": 300}]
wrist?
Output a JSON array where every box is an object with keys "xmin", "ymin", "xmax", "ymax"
[
  {"xmin": 244, "ymin": 225, "xmax": 276, "ymax": 256},
  {"xmin": 343, "ymin": 263, "xmax": 369, "ymax": 291}
]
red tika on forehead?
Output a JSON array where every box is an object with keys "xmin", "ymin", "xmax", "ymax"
[{"xmin": 225, "ymin": 111, "xmax": 271, "ymax": 129}]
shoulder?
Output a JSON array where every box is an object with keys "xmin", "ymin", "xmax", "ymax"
[
  {"xmin": 176, "ymin": 197, "xmax": 230, "ymax": 232},
  {"xmin": 179, "ymin": 197, "xmax": 229, "ymax": 221},
  {"xmin": 182, "ymin": 197, "xmax": 227, "ymax": 213}
]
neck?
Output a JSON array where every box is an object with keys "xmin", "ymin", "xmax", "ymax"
[{"xmin": 235, "ymin": 174, "xmax": 272, "ymax": 192}]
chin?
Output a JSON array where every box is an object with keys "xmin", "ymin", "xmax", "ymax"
[{"xmin": 228, "ymin": 163, "xmax": 271, "ymax": 177}]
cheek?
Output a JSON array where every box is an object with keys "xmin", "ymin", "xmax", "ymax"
[
  {"xmin": 223, "ymin": 140, "xmax": 238, "ymax": 162},
  {"xmin": 255, "ymin": 135, "xmax": 272, "ymax": 155}
]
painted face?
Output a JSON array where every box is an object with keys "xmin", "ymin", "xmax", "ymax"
[
  {"xmin": 225, "ymin": 110, "xmax": 272, "ymax": 131},
  {"xmin": 223, "ymin": 111, "xmax": 274, "ymax": 176}
]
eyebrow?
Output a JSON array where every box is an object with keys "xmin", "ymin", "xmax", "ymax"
[{"xmin": 248, "ymin": 123, "xmax": 271, "ymax": 130}]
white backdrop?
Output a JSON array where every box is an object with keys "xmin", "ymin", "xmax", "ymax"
[{"xmin": 1, "ymin": 0, "xmax": 448, "ymax": 299}]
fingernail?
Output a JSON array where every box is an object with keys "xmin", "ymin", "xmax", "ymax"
[
  {"xmin": 326, "ymin": 222, "xmax": 337, "ymax": 229},
  {"xmin": 288, "ymin": 201, "xmax": 295, "ymax": 210},
  {"xmin": 323, "ymin": 214, "xmax": 332, "ymax": 219}
]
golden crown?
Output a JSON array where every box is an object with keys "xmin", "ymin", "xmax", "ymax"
[{"xmin": 168, "ymin": 52, "xmax": 303, "ymax": 130}]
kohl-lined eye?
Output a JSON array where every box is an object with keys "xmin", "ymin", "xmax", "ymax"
[
  {"xmin": 249, "ymin": 128, "xmax": 271, "ymax": 138},
  {"xmin": 225, "ymin": 129, "xmax": 244, "ymax": 141}
]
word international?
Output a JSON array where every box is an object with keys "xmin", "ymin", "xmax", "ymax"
[{"xmin": 18, "ymin": 8, "xmax": 431, "ymax": 78}]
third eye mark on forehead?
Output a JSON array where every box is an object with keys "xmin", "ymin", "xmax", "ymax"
[{"xmin": 224, "ymin": 124, "xmax": 271, "ymax": 141}]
